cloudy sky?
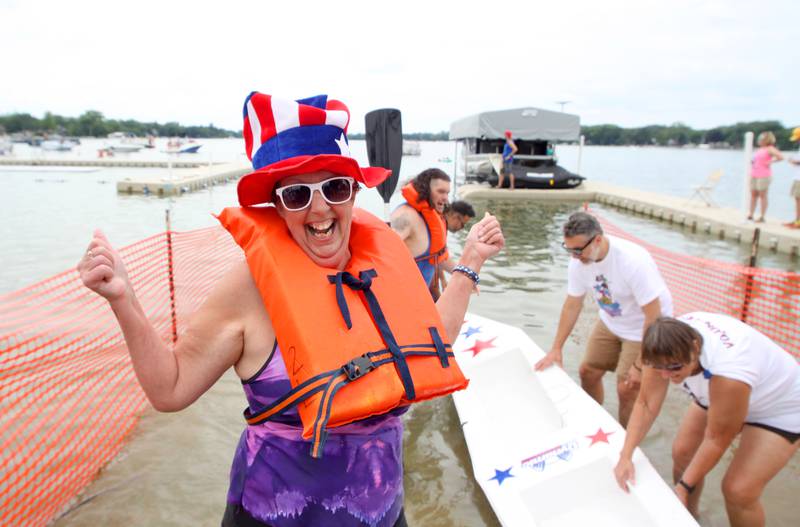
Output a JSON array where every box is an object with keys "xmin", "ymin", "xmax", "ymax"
[{"xmin": 1, "ymin": 0, "xmax": 797, "ymax": 133}]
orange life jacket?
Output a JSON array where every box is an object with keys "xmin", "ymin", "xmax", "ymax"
[
  {"xmin": 400, "ymin": 183, "xmax": 449, "ymax": 264},
  {"xmin": 217, "ymin": 206, "xmax": 468, "ymax": 458}
]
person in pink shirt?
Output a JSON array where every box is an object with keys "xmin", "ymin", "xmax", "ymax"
[{"xmin": 748, "ymin": 131, "xmax": 783, "ymax": 222}]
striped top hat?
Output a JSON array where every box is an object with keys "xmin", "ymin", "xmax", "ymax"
[{"xmin": 237, "ymin": 92, "xmax": 389, "ymax": 206}]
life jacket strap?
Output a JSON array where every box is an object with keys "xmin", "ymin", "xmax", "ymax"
[
  {"xmin": 328, "ymin": 269, "xmax": 417, "ymax": 401},
  {"xmin": 413, "ymin": 246, "xmax": 447, "ymax": 264},
  {"xmin": 429, "ymin": 327, "xmax": 449, "ymax": 368},
  {"xmin": 243, "ymin": 345, "xmax": 455, "ymax": 458}
]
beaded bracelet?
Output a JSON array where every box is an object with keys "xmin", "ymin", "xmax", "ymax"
[{"xmin": 453, "ymin": 265, "xmax": 480, "ymax": 285}]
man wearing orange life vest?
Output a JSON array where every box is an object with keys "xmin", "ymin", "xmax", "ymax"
[
  {"xmin": 390, "ymin": 168, "xmax": 457, "ymax": 298},
  {"xmin": 77, "ymin": 92, "xmax": 505, "ymax": 527}
]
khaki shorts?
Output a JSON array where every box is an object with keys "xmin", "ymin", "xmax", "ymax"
[
  {"xmin": 750, "ymin": 177, "xmax": 772, "ymax": 192},
  {"xmin": 791, "ymin": 180, "xmax": 800, "ymax": 199},
  {"xmin": 582, "ymin": 320, "xmax": 641, "ymax": 378}
]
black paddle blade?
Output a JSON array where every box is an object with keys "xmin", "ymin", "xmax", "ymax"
[{"xmin": 365, "ymin": 108, "xmax": 402, "ymax": 203}]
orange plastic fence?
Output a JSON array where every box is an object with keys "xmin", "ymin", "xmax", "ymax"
[
  {"xmin": 0, "ymin": 226, "xmax": 241, "ymax": 526},
  {"xmin": 597, "ymin": 214, "xmax": 800, "ymax": 359},
  {"xmin": 1, "ymin": 218, "xmax": 798, "ymax": 526}
]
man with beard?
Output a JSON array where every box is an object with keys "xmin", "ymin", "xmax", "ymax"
[{"xmin": 391, "ymin": 168, "xmax": 454, "ymax": 298}]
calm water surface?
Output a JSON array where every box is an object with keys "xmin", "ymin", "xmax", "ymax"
[{"xmin": 2, "ymin": 140, "xmax": 797, "ymax": 526}]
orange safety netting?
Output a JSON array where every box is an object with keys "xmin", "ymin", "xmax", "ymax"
[
  {"xmin": 1, "ymin": 217, "xmax": 799, "ymax": 526},
  {"xmin": 597, "ymin": 213, "xmax": 800, "ymax": 359},
  {"xmin": 0, "ymin": 226, "xmax": 241, "ymax": 526}
]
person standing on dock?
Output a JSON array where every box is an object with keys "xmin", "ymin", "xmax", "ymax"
[
  {"xmin": 614, "ymin": 313, "xmax": 799, "ymax": 526},
  {"xmin": 497, "ymin": 129, "xmax": 518, "ymax": 190},
  {"xmin": 783, "ymin": 127, "xmax": 800, "ymax": 229},
  {"xmin": 534, "ymin": 211, "xmax": 673, "ymax": 427},
  {"xmin": 391, "ymin": 168, "xmax": 459, "ymax": 299},
  {"xmin": 748, "ymin": 131, "xmax": 783, "ymax": 223}
]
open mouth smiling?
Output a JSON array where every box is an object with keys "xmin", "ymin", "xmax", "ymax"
[{"xmin": 307, "ymin": 219, "xmax": 336, "ymax": 239}]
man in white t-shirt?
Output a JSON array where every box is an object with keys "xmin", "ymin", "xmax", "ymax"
[
  {"xmin": 614, "ymin": 313, "xmax": 799, "ymax": 525},
  {"xmin": 535, "ymin": 211, "xmax": 673, "ymax": 427}
]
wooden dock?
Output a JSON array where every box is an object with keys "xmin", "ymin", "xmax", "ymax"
[
  {"xmin": 458, "ymin": 182, "xmax": 800, "ymax": 257},
  {"xmin": 116, "ymin": 162, "xmax": 250, "ymax": 196},
  {"xmin": 0, "ymin": 158, "xmax": 218, "ymax": 169}
]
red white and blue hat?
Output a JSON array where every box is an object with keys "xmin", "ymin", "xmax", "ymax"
[{"xmin": 237, "ymin": 92, "xmax": 389, "ymax": 206}]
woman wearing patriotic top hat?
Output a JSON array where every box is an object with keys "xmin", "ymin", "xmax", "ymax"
[{"xmin": 77, "ymin": 92, "xmax": 505, "ymax": 527}]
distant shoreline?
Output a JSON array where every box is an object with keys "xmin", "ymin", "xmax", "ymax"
[{"xmin": 2, "ymin": 111, "xmax": 796, "ymax": 149}]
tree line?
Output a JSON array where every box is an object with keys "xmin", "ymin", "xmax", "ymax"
[
  {"xmin": 581, "ymin": 121, "xmax": 797, "ymax": 149},
  {"xmin": 2, "ymin": 111, "xmax": 796, "ymax": 149},
  {"xmin": 0, "ymin": 111, "xmax": 237, "ymax": 138},
  {"xmin": 357, "ymin": 122, "xmax": 798, "ymax": 149}
]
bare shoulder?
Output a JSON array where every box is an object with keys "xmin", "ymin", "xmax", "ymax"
[
  {"xmin": 204, "ymin": 260, "xmax": 263, "ymax": 315},
  {"xmin": 390, "ymin": 205, "xmax": 413, "ymax": 234},
  {"xmin": 390, "ymin": 203, "xmax": 412, "ymax": 223},
  {"xmin": 211, "ymin": 260, "xmax": 276, "ymax": 379},
  {"xmin": 391, "ymin": 205, "xmax": 424, "ymax": 232}
]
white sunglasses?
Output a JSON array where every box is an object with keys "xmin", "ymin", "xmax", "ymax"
[{"xmin": 274, "ymin": 176, "xmax": 356, "ymax": 211}]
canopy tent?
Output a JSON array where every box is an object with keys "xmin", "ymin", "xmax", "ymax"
[{"xmin": 449, "ymin": 107, "xmax": 580, "ymax": 142}]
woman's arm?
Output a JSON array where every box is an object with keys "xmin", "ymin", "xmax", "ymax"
[
  {"xmin": 676, "ymin": 377, "xmax": 750, "ymax": 493},
  {"xmin": 614, "ymin": 367, "xmax": 669, "ymax": 491},
  {"xmin": 769, "ymin": 146, "xmax": 784, "ymax": 162},
  {"xmin": 436, "ymin": 213, "xmax": 504, "ymax": 341},
  {"xmin": 79, "ymin": 231, "xmax": 264, "ymax": 411}
]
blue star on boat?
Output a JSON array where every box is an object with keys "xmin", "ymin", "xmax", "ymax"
[
  {"xmin": 461, "ymin": 326, "xmax": 482, "ymax": 338},
  {"xmin": 489, "ymin": 467, "xmax": 514, "ymax": 486}
]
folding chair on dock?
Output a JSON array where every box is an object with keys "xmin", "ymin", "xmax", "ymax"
[{"xmin": 687, "ymin": 169, "xmax": 723, "ymax": 207}]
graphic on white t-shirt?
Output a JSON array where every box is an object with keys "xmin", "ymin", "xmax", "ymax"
[{"xmin": 593, "ymin": 274, "xmax": 622, "ymax": 317}]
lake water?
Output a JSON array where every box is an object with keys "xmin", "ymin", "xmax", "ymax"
[{"xmin": 2, "ymin": 139, "xmax": 797, "ymax": 526}]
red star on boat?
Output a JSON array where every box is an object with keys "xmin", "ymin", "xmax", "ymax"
[
  {"xmin": 586, "ymin": 427, "xmax": 615, "ymax": 446},
  {"xmin": 462, "ymin": 336, "xmax": 497, "ymax": 357}
]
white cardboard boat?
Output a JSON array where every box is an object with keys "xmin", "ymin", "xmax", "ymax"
[{"xmin": 452, "ymin": 314, "xmax": 699, "ymax": 527}]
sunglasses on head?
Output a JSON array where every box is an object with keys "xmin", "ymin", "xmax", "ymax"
[
  {"xmin": 274, "ymin": 176, "xmax": 355, "ymax": 211},
  {"xmin": 561, "ymin": 234, "xmax": 597, "ymax": 255}
]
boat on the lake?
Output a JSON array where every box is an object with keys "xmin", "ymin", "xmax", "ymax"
[
  {"xmin": 402, "ymin": 140, "xmax": 421, "ymax": 156},
  {"xmin": 450, "ymin": 106, "xmax": 584, "ymax": 189},
  {"xmin": 164, "ymin": 138, "xmax": 202, "ymax": 154}
]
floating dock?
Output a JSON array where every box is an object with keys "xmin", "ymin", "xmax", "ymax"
[
  {"xmin": 116, "ymin": 162, "xmax": 250, "ymax": 196},
  {"xmin": 0, "ymin": 158, "xmax": 219, "ymax": 169},
  {"xmin": 458, "ymin": 181, "xmax": 800, "ymax": 257}
]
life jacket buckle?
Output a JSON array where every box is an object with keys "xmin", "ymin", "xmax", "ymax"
[{"xmin": 343, "ymin": 355, "xmax": 374, "ymax": 381}]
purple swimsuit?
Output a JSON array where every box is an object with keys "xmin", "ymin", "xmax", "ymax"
[{"xmin": 226, "ymin": 343, "xmax": 406, "ymax": 527}]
